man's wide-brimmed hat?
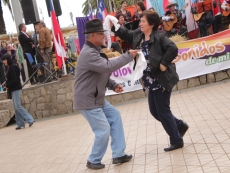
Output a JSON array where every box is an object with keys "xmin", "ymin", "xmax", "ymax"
[
  {"xmin": 166, "ymin": 2, "xmax": 178, "ymax": 9},
  {"xmin": 82, "ymin": 19, "xmax": 107, "ymax": 34}
]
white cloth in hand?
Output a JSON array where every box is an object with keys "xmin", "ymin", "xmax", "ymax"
[
  {"xmin": 129, "ymin": 51, "xmax": 147, "ymax": 81},
  {"xmin": 103, "ymin": 15, "xmax": 121, "ymax": 50}
]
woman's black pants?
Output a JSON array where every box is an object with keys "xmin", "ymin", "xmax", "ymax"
[{"xmin": 148, "ymin": 88, "xmax": 183, "ymax": 145}]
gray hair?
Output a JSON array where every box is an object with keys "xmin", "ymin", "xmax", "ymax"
[
  {"xmin": 85, "ymin": 33, "xmax": 92, "ymax": 39},
  {"xmin": 39, "ymin": 22, "xmax": 46, "ymax": 27}
]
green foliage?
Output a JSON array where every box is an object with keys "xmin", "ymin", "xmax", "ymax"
[{"xmin": 0, "ymin": 0, "xmax": 13, "ymax": 34}]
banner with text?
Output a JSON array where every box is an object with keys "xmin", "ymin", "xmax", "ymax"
[
  {"xmin": 106, "ymin": 60, "xmax": 143, "ymax": 96},
  {"xmin": 175, "ymin": 29, "xmax": 230, "ymax": 80},
  {"xmin": 106, "ymin": 29, "xmax": 230, "ymax": 95}
]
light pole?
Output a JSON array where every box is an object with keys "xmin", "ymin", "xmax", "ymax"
[
  {"xmin": 10, "ymin": 0, "xmax": 23, "ymax": 33},
  {"xmin": 108, "ymin": 0, "xmax": 113, "ymax": 12}
]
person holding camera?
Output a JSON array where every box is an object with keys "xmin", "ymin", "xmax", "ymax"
[{"xmin": 2, "ymin": 54, "xmax": 34, "ymax": 130}]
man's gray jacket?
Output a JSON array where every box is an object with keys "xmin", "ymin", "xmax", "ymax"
[{"xmin": 73, "ymin": 41, "xmax": 133, "ymax": 110}]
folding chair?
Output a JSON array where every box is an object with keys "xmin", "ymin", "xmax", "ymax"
[{"xmin": 22, "ymin": 53, "xmax": 58, "ymax": 87}]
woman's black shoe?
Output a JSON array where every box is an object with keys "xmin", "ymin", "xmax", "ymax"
[
  {"xmin": 112, "ymin": 154, "xmax": 133, "ymax": 164},
  {"xmin": 86, "ymin": 161, "xmax": 105, "ymax": 170},
  {"xmin": 164, "ymin": 141, "xmax": 184, "ymax": 152},
  {"xmin": 179, "ymin": 121, "xmax": 189, "ymax": 137}
]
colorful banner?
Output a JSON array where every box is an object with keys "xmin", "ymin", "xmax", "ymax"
[
  {"xmin": 175, "ymin": 29, "xmax": 230, "ymax": 80},
  {"xmin": 106, "ymin": 60, "xmax": 143, "ymax": 96},
  {"xmin": 106, "ymin": 29, "xmax": 230, "ymax": 95}
]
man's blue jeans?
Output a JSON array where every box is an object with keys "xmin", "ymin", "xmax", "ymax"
[
  {"xmin": 11, "ymin": 90, "xmax": 34, "ymax": 127},
  {"xmin": 80, "ymin": 100, "xmax": 126, "ymax": 164}
]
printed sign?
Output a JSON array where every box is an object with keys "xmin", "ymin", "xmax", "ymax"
[
  {"xmin": 175, "ymin": 29, "xmax": 230, "ymax": 80},
  {"xmin": 106, "ymin": 60, "xmax": 143, "ymax": 96},
  {"xmin": 106, "ymin": 29, "xmax": 230, "ymax": 95}
]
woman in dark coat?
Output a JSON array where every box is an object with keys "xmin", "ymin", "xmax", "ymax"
[
  {"xmin": 113, "ymin": 11, "xmax": 189, "ymax": 151},
  {"xmin": 2, "ymin": 54, "xmax": 34, "ymax": 130}
]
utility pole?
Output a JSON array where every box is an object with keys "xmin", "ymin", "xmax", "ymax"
[
  {"xmin": 10, "ymin": 0, "xmax": 23, "ymax": 33},
  {"xmin": 108, "ymin": 0, "xmax": 113, "ymax": 12},
  {"xmin": 70, "ymin": 12, "xmax": 74, "ymax": 26},
  {"xmin": 112, "ymin": 0, "xmax": 116, "ymax": 11}
]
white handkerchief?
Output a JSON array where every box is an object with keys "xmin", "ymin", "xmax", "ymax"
[
  {"xmin": 103, "ymin": 15, "xmax": 121, "ymax": 50},
  {"xmin": 129, "ymin": 51, "xmax": 147, "ymax": 81}
]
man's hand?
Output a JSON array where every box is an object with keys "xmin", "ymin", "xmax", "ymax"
[
  {"xmin": 227, "ymin": 6, "xmax": 230, "ymax": 11},
  {"xmin": 159, "ymin": 63, "xmax": 167, "ymax": 72},
  {"xmin": 114, "ymin": 84, "xmax": 124, "ymax": 93},
  {"xmin": 129, "ymin": 49, "xmax": 140, "ymax": 58}
]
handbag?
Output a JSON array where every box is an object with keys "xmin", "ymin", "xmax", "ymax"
[{"xmin": 154, "ymin": 63, "xmax": 179, "ymax": 91}]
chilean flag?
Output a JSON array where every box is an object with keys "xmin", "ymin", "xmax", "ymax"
[
  {"xmin": 48, "ymin": 0, "xmax": 66, "ymax": 70},
  {"xmin": 97, "ymin": 0, "xmax": 108, "ymax": 21}
]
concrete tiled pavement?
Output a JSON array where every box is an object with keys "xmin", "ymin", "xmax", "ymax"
[{"xmin": 1, "ymin": 81, "xmax": 230, "ymax": 173}]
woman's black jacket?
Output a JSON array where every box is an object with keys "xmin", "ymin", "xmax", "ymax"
[{"xmin": 114, "ymin": 26, "xmax": 179, "ymax": 90}]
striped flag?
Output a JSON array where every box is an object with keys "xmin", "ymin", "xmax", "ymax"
[
  {"xmin": 48, "ymin": 0, "xmax": 66, "ymax": 70},
  {"xmin": 97, "ymin": 0, "xmax": 108, "ymax": 21}
]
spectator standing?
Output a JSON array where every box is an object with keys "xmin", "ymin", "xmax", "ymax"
[
  {"xmin": 2, "ymin": 54, "xmax": 34, "ymax": 130},
  {"xmin": 18, "ymin": 23, "xmax": 37, "ymax": 85},
  {"xmin": 38, "ymin": 22, "xmax": 53, "ymax": 76},
  {"xmin": 116, "ymin": 0, "xmax": 132, "ymax": 23},
  {"xmin": 132, "ymin": 1, "xmax": 146, "ymax": 21}
]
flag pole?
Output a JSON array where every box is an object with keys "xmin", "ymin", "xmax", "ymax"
[{"xmin": 58, "ymin": 34, "xmax": 67, "ymax": 75}]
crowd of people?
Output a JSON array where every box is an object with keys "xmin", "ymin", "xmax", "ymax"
[{"xmin": 114, "ymin": 0, "xmax": 230, "ymax": 40}]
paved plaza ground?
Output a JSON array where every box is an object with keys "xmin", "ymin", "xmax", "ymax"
[{"xmin": 1, "ymin": 81, "xmax": 230, "ymax": 173}]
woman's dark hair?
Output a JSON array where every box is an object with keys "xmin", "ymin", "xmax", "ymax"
[
  {"xmin": 116, "ymin": 13, "xmax": 125, "ymax": 20},
  {"xmin": 2, "ymin": 54, "xmax": 13, "ymax": 65},
  {"xmin": 149, "ymin": 7, "xmax": 155, "ymax": 11},
  {"xmin": 137, "ymin": 1, "xmax": 146, "ymax": 11},
  {"xmin": 18, "ymin": 23, "xmax": 25, "ymax": 32},
  {"xmin": 142, "ymin": 10, "xmax": 160, "ymax": 30},
  {"xmin": 121, "ymin": 0, "xmax": 127, "ymax": 5},
  {"xmin": 1, "ymin": 40, "xmax": 7, "ymax": 47}
]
